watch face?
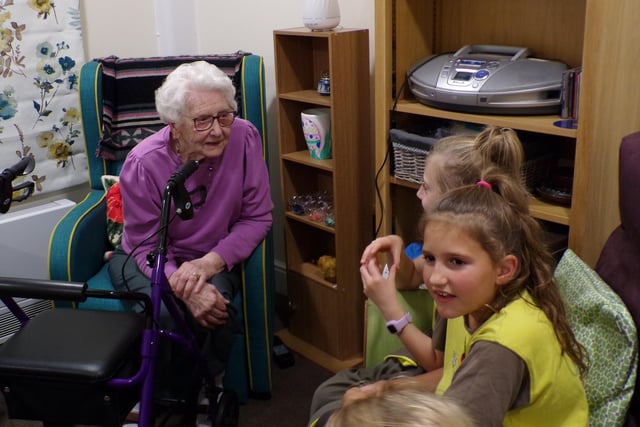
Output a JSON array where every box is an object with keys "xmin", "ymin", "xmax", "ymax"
[{"xmin": 386, "ymin": 312, "xmax": 412, "ymax": 334}]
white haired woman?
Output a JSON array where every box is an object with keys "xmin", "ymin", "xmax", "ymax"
[{"xmin": 108, "ymin": 60, "xmax": 272, "ymax": 397}]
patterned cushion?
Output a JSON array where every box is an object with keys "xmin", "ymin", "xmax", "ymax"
[
  {"xmin": 555, "ymin": 249, "xmax": 638, "ymax": 426},
  {"xmin": 100, "ymin": 174, "xmax": 122, "ymax": 249},
  {"xmin": 96, "ymin": 52, "xmax": 248, "ymax": 160}
]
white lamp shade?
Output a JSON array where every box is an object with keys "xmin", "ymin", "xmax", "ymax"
[{"xmin": 302, "ymin": 0, "xmax": 340, "ymax": 31}]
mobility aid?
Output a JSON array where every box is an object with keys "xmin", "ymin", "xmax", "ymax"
[{"xmin": 0, "ymin": 158, "xmax": 239, "ymax": 426}]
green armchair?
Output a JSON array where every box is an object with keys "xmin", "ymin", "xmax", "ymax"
[{"xmin": 47, "ymin": 54, "xmax": 275, "ymax": 403}]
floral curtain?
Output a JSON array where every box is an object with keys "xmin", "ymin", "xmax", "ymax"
[{"xmin": 0, "ymin": 0, "xmax": 86, "ymax": 195}]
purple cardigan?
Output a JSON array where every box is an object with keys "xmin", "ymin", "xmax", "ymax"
[{"xmin": 119, "ymin": 119, "xmax": 273, "ymax": 280}]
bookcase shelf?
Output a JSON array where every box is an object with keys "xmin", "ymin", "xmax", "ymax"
[
  {"xmin": 395, "ymin": 101, "xmax": 578, "ymax": 138},
  {"xmin": 274, "ymin": 27, "xmax": 372, "ymax": 371},
  {"xmin": 375, "ymin": 0, "xmax": 640, "ymax": 266},
  {"xmin": 390, "ymin": 177, "xmax": 571, "ymax": 226}
]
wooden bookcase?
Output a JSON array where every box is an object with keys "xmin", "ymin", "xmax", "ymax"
[
  {"xmin": 273, "ymin": 28, "xmax": 372, "ymax": 372},
  {"xmin": 374, "ymin": 0, "xmax": 640, "ymax": 266}
]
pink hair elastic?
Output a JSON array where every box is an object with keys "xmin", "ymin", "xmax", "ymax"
[{"xmin": 477, "ymin": 180, "xmax": 492, "ymax": 190}]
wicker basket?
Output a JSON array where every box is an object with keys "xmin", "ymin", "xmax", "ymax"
[
  {"xmin": 390, "ymin": 128, "xmax": 439, "ymax": 184},
  {"xmin": 522, "ymin": 155, "xmax": 553, "ymax": 191},
  {"xmin": 391, "ymin": 128, "xmax": 552, "ymax": 190}
]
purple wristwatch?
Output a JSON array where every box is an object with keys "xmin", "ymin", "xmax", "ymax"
[{"xmin": 386, "ymin": 312, "xmax": 412, "ymax": 335}]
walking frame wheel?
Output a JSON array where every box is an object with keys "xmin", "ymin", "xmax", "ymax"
[{"xmin": 207, "ymin": 388, "xmax": 239, "ymax": 427}]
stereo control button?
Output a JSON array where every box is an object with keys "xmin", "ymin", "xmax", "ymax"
[{"xmin": 474, "ymin": 69, "xmax": 490, "ymax": 80}]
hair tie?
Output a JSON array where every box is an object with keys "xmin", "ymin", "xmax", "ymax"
[{"xmin": 477, "ymin": 180, "xmax": 492, "ymax": 190}]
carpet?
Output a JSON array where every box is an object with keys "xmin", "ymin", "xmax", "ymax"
[{"xmin": 238, "ymin": 349, "xmax": 332, "ymax": 427}]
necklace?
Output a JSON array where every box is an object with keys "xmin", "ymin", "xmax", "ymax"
[{"xmin": 171, "ymin": 137, "xmax": 181, "ymax": 155}]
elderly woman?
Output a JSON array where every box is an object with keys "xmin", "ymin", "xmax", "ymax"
[{"xmin": 108, "ymin": 60, "xmax": 273, "ymax": 393}]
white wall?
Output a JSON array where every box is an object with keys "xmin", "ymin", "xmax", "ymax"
[{"xmin": 79, "ymin": 0, "xmax": 376, "ymax": 293}]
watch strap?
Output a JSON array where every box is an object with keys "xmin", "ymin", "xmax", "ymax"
[{"xmin": 386, "ymin": 311, "xmax": 412, "ymax": 335}]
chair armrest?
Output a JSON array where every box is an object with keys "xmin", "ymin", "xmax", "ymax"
[
  {"xmin": 48, "ymin": 190, "xmax": 110, "ymax": 283},
  {"xmin": 240, "ymin": 231, "xmax": 275, "ymax": 395}
]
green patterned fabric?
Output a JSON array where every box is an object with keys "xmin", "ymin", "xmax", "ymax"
[{"xmin": 555, "ymin": 249, "xmax": 638, "ymax": 427}]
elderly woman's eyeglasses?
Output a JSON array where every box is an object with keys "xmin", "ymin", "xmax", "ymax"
[{"xmin": 192, "ymin": 112, "xmax": 236, "ymax": 131}]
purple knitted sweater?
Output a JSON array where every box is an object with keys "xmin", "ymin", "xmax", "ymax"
[{"xmin": 119, "ymin": 119, "xmax": 273, "ymax": 280}]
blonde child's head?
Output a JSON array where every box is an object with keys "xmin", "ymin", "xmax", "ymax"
[
  {"xmin": 417, "ymin": 126, "xmax": 525, "ymax": 211},
  {"xmin": 326, "ymin": 384, "xmax": 475, "ymax": 427}
]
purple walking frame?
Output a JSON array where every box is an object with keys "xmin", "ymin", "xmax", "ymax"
[{"xmin": 0, "ymin": 160, "xmax": 214, "ymax": 426}]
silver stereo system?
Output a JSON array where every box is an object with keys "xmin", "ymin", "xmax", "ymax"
[{"xmin": 407, "ymin": 45, "xmax": 568, "ymax": 115}]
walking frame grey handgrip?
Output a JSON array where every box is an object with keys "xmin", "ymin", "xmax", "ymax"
[{"xmin": 0, "ymin": 277, "xmax": 87, "ymax": 301}]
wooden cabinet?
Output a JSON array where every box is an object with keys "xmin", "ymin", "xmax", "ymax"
[
  {"xmin": 273, "ymin": 28, "xmax": 371, "ymax": 372},
  {"xmin": 374, "ymin": 0, "xmax": 640, "ymax": 266}
]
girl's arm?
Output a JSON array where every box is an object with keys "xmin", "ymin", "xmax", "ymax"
[
  {"xmin": 393, "ymin": 321, "xmax": 444, "ymax": 372},
  {"xmin": 401, "ymin": 367, "xmax": 444, "ymax": 391},
  {"xmin": 360, "ymin": 259, "xmax": 443, "ymax": 371}
]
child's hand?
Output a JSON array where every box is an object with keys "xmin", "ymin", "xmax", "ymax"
[
  {"xmin": 341, "ymin": 381, "xmax": 388, "ymax": 407},
  {"xmin": 360, "ymin": 235, "xmax": 404, "ymax": 269},
  {"xmin": 360, "ymin": 258, "xmax": 403, "ymax": 320}
]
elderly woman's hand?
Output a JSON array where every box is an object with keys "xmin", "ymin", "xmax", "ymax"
[
  {"xmin": 181, "ymin": 285, "xmax": 230, "ymax": 329},
  {"xmin": 169, "ymin": 252, "xmax": 226, "ymax": 299}
]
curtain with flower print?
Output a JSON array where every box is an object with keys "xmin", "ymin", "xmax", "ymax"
[{"xmin": 0, "ymin": 0, "xmax": 86, "ymax": 196}]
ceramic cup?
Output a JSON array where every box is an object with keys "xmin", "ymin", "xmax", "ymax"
[{"xmin": 301, "ymin": 108, "xmax": 332, "ymax": 159}]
